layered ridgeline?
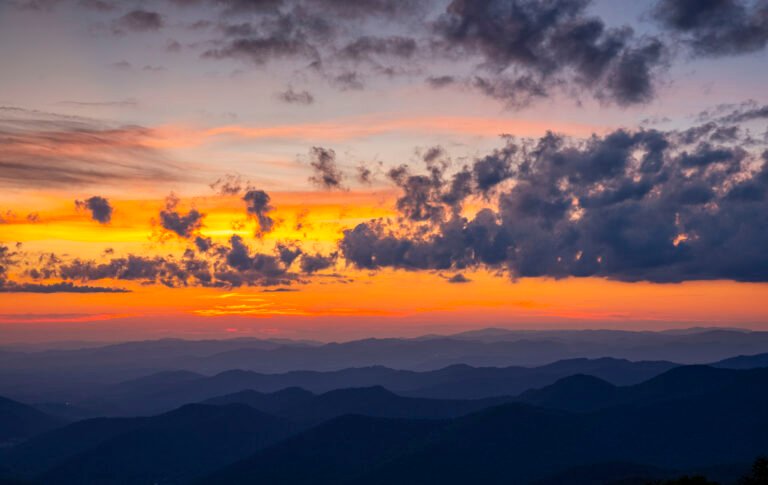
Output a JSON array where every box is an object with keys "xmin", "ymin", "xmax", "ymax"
[
  {"xmin": 3, "ymin": 327, "xmax": 768, "ymax": 409},
  {"xmin": 0, "ymin": 365, "xmax": 766, "ymax": 485}
]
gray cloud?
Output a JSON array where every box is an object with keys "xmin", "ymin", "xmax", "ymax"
[
  {"xmin": 340, "ymin": 121, "xmax": 768, "ymax": 282},
  {"xmin": 299, "ymin": 252, "xmax": 337, "ymax": 273},
  {"xmin": 75, "ymin": 196, "xmax": 113, "ymax": 224},
  {"xmin": 434, "ymin": 0, "xmax": 667, "ymax": 106},
  {"xmin": 0, "ymin": 282, "xmax": 129, "ymax": 293},
  {"xmin": 653, "ymin": 0, "xmax": 768, "ymax": 56},
  {"xmin": 447, "ymin": 273, "xmax": 471, "ymax": 283},
  {"xmin": 277, "ymin": 87, "xmax": 315, "ymax": 104},
  {"xmin": 243, "ymin": 189, "xmax": 275, "ymax": 236},
  {"xmin": 309, "ymin": 146, "xmax": 345, "ymax": 190},
  {"xmin": 339, "ymin": 35, "xmax": 417, "ymax": 62},
  {"xmin": 0, "ymin": 243, "xmax": 127, "ymax": 293},
  {"xmin": 158, "ymin": 194, "xmax": 204, "ymax": 238}
]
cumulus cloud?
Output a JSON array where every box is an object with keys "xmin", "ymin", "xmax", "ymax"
[
  {"xmin": 158, "ymin": 193, "xmax": 204, "ymax": 238},
  {"xmin": 340, "ymin": 122, "xmax": 768, "ymax": 282},
  {"xmin": 299, "ymin": 252, "xmax": 337, "ymax": 273},
  {"xmin": 75, "ymin": 196, "xmax": 113, "ymax": 224},
  {"xmin": 433, "ymin": 0, "xmax": 667, "ymax": 106},
  {"xmin": 309, "ymin": 146, "xmax": 345, "ymax": 190},
  {"xmin": 243, "ymin": 189, "xmax": 275, "ymax": 236}
]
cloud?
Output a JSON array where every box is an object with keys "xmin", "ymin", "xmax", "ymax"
[
  {"xmin": 0, "ymin": 243, "xmax": 126, "ymax": 293},
  {"xmin": 202, "ymin": 11, "xmax": 320, "ymax": 65},
  {"xmin": 332, "ymin": 71, "xmax": 365, "ymax": 91},
  {"xmin": 340, "ymin": 122, "xmax": 768, "ymax": 282},
  {"xmin": 653, "ymin": 0, "xmax": 768, "ymax": 56},
  {"xmin": 158, "ymin": 193, "xmax": 204, "ymax": 238},
  {"xmin": 39, "ymin": 236, "xmax": 297, "ymax": 288},
  {"xmin": 210, "ymin": 173, "xmax": 248, "ymax": 195},
  {"xmin": 112, "ymin": 10, "xmax": 164, "ymax": 34},
  {"xmin": 718, "ymin": 103, "xmax": 768, "ymax": 124},
  {"xmin": 0, "ymin": 108, "xmax": 186, "ymax": 188},
  {"xmin": 426, "ymin": 75, "xmax": 457, "ymax": 88},
  {"xmin": 432, "ymin": 0, "xmax": 666, "ymax": 106},
  {"xmin": 356, "ymin": 164, "xmax": 374, "ymax": 184},
  {"xmin": 339, "ymin": 35, "xmax": 417, "ymax": 62},
  {"xmin": 243, "ymin": 189, "xmax": 275, "ymax": 236},
  {"xmin": 0, "ymin": 282, "xmax": 129, "ymax": 293},
  {"xmin": 308, "ymin": 146, "xmax": 345, "ymax": 190},
  {"xmin": 299, "ymin": 252, "xmax": 337, "ymax": 273},
  {"xmin": 277, "ymin": 87, "xmax": 315, "ymax": 105},
  {"xmin": 185, "ymin": 0, "xmax": 673, "ymax": 107},
  {"xmin": 447, "ymin": 273, "xmax": 471, "ymax": 283},
  {"xmin": 75, "ymin": 196, "xmax": 113, "ymax": 224}
]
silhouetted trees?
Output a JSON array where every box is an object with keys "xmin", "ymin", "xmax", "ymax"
[
  {"xmin": 740, "ymin": 457, "xmax": 768, "ymax": 485},
  {"xmin": 652, "ymin": 476, "xmax": 719, "ymax": 485}
]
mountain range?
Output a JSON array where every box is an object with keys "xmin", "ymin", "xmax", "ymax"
[{"xmin": 1, "ymin": 364, "xmax": 766, "ymax": 484}]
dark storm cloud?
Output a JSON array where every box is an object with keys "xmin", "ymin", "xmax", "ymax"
[
  {"xmin": 652, "ymin": 0, "xmax": 768, "ymax": 56},
  {"xmin": 75, "ymin": 196, "xmax": 113, "ymax": 224},
  {"xmin": 158, "ymin": 194, "xmax": 204, "ymax": 238},
  {"xmin": 112, "ymin": 10, "xmax": 164, "ymax": 33},
  {"xmin": 243, "ymin": 189, "xmax": 275, "ymax": 235},
  {"xmin": 309, "ymin": 146, "xmax": 345, "ymax": 189},
  {"xmin": 277, "ymin": 87, "xmax": 315, "ymax": 104},
  {"xmin": 432, "ymin": 0, "xmax": 668, "ymax": 106},
  {"xmin": 340, "ymin": 123, "xmax": 768, "ymax": 282},
  {"xmin": 0, "ymin": 108, "xmax": 186, "ymax": 188}
]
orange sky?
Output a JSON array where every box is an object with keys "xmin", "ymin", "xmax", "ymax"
[{"xmin": 2, "ymin": 190, "xmax": 768, "ymax": 343}]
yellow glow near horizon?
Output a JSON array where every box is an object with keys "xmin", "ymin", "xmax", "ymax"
[{"xmin": 2, "ymin": 190, "xmax": 768, "ymax": 340}]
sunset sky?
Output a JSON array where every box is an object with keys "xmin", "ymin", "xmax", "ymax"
[{"xmin": 1, "ymin": 0, "xmax": 768, "ymax": 342}]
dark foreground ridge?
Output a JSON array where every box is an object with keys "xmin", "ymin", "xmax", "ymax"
[{"xmin": 0, "ymin": 364, "xmax": 766, "ymax": 485}]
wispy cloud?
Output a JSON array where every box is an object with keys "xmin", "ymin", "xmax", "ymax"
[{"xmin": 0, "ymin": 107, "xmax": 190, "ymax": 188}]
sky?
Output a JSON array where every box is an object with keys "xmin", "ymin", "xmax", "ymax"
[{"xmin": 1, "ymin": 0, "xmax": 768, "ymax": 342}]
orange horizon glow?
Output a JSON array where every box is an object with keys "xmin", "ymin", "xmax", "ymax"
[
  {"xmin": 2, "ymin": 191, "xmax": 768, "ymax": 343},
  {"xmin": 3, "ymin": 187, "xmax": 768, "ymax": 343}
]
